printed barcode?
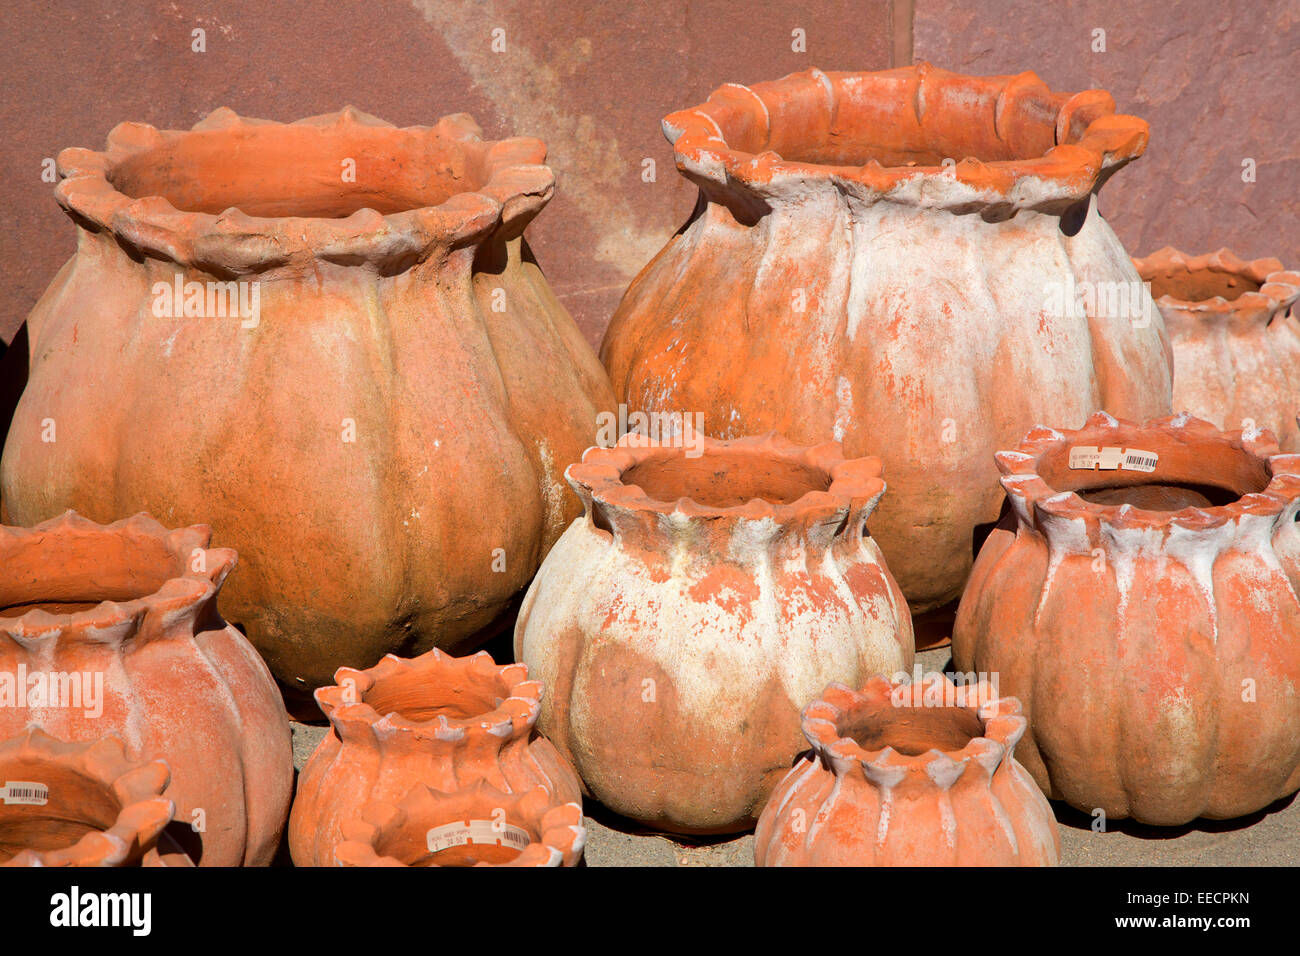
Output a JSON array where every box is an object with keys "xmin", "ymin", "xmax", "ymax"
[
  {"xmin": 1128, "ymin": 456, "xmax": 1155, "ymax": 467},
  {"xmin": 3, "ymin": 780, "xmax": 49, "ymax": 805}
]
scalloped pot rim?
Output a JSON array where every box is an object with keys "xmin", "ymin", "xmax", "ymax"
[
  {"xmin": 565, "ymin": 431, "xmax": 885, "ymax": 524},
  {"xmin": 801, "ymin": 675, "xmax": 1027, "ymax": 783},
  {"xmin": 0, "ymin": 510, "xmax": 233, "ymax": 643},
  {"xmin": 995, "ymin": 411, "xmax": 1300, "ymax": 534},
  {"xmin": 662, "ymin": 62, "xmax": 1149, "ymax": 211},
  {"xmin": 1132, "ymin": 246, "xmax": 1300, "ymax": 315},
  {"xmin": 54, "ymin": 106, "xmax": 555, "ymax": 273}
]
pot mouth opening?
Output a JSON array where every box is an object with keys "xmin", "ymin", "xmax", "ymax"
[
  {"xmin": 0, "ymin": 533, "xmax": 187, "ymax": 619},
  {"xmin": 664, "ymin": 64, "xmax": 1148, "ymax": 210},
  {"xmin": 1147, "ymin": 266, "xmax": 1261, "ymax": 303},
  {"xmin": 381, "ymin": 815, "xmax": 538, "ymax": 867},
  {"xmin": 838, "ymin": 706, "xmax": 983, "ymax": 758},
  {"xmin": 620, "ymin": 452, "xmax": 832, "ymax": 509},
  {"xmin": 107, "ymin": 124, "xmax": 490, "ymax": 220},
  {"xmin": 364, "ymin": 665, "xmax": 505, "ymax": 724},
  {"xmin": 0, "ymin": 758, "xmax": 119, "ymax": 863},
  {"xmin": 1035, "ymin": 435, "xmax": 1270, "ymax": 507}
]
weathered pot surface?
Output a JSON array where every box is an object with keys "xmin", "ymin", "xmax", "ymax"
[
  {"xmin": 954, "ymin": 411, "xmax": 1300, "ymax": 824},
  {"xmin": 0, "ymin": 106, "xmax": 615, "ymax": 700},
  {"xmin": 0, "ymin": 728, "xmax": 192, "ymax": 867},
  {"xmin": 335, "ymin": 782, "xmax": 585, "ymax": 867},
  {"xmin": 289, "ymin": 648, "xmax": 581, "ymax": 867},
  {"xmin": 0, "ymin": 511, "xmax": 293, "ymax": 865},
  {"xmin": 1134, "ymin": 246, "xmax": 1300, "ymax": 451},
  {"xmin": 755, "ymin": 674, "xmax": 1060, "ymax": 866},
  {"xmin": 515, "ymin": 431, "xmax": 915, "ymax": 833},
  {"xmin": 602, "ymin": 63, "xmax": 1172, "ymax": 619}
]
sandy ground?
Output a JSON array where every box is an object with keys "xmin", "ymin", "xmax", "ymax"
[{"xmin": 289, "ymin": 647, "xmax": 1300, "ymax": 866}]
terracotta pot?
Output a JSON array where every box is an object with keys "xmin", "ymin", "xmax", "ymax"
[
  {"xmin": 601, "ymin": 63, "xmax": 1172, "ymax": 617},
  {"xmin": 0, "ymin": 511, "xmax": 293, "ymax": 865},
  {"xmin": 335, "ymin": 782, "xmax": 585, "ymax": 867},
  {"xmin": 755, "ymin": 676, "xmax": 1060, "ymax": 866},
  {"xmin": 514, "ymin": 432, "xmax": 915, "ymax": 833},
  {"xmin": 0, "ymin": 107, "xmax": 616, "ymax": 698},
  {"xmin": 0, "ymin": 728, "xmax": 192, "ymax": 867},
  {"xmin": 953, "ymin": 412, "xmax": 1300, "ymax": 824},
  {"xmin": 289, "ymin": 649, "xmax": 582, "ymax": 867},
  {"xmin": 1134, "ymin": 247, "xmax": 1300, "ymax": 451}
]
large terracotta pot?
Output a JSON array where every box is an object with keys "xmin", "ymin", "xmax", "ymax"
[
  {"xmin": 953, "ymin": 412, "xmax": 1300, "ymax": 824},
  {"xmin": 289, "ymin": 649, "xmax": 582, "ymax": 867},
  {"xmin": 0, "ymin": 106, "xmax": 616, "ymax": 697},
  {"xmin": 601, "ymin": 64, "xmax": 1172, "ymax": 616},
  {"xmin": 1134, "ymin": 247, "xmax": 1300, "ymax": 450},
  {"xmin": 335, "ymin": 783, "xmax": 585, "ymax": 867},
  {"xmin": 514, "ymin": 432, "xmax": 915, "ymax": 833},
  {"xmin": 755, "ymin": 676, "xmax": 1060, "ymax": 866},
  {"xmin": 0, "ymin": 511, "xmax": 293, "ymax": 865},
  {"xmin": 0, "ymin": 728, "xmax": 191, "ymax": 867}
]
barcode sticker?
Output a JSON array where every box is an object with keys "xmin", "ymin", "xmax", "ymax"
[
  {"xmin": 2, "ymin": 781, "xmax": 49, "ymax": 806},
  {"xmin": 1069, "ymin": 445, "xmax": 1158, "ymax": 473},
  {"xmin": 425, "ymin": 819, "xmax": 531, "ymax": 854}
]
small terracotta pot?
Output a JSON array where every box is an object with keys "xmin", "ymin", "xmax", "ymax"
[
  {"xmin": 954, "ymin": 412, "xmax": 1300, "ymax": 824},
  {"xmin": 0, "ymin": 728, "xmax": 192, "ymax": 867},
  {"xmin": 0, "ymin": 511, "xmax": 293, "ymax": 865},
  {"xmin": 755, "ymin": 675, "xmax": 1059, "ymax": 866},
  {"xmin": 289, "ymin": 649, "xmax": 582, "ymax": 867},
  {"xmin": 602, "ymin": 64, "xmax": 1172, "ymax": 618},
  {"xmin": 1133, "ymin": 247, "xmax": 1300, "ymax": 451},
  {"xmin": 515, "ymin": 432, "xmax": 915, "ymax": 833},
  {"xmin": 1, "ymin": 107, "xmax": 615, "ymax": 699},
  {"xmin": 335, "ymin": 782, "xmax": 585, "ymax": 867}
]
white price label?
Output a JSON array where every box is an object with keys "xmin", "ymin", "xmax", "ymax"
[
  {"xmin": 1068, "ymin": 445, "xmax": 1158, "ymax": 473},
  {"xmin": 425, "ymin": 819, "xmax": 531, "ymax": 854},
  {"xmin": 2, "ymin": 781, "xmax": 49, "ymax": 806}
]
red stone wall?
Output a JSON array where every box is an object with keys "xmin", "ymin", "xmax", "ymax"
[{"xmin": 1, "ymin": 1, "xmax": 1293, "ymax": 349}]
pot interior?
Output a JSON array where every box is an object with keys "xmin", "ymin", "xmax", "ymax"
[
  {"xmin": 1147, "ymin": 267, "xmax": 1262, "ymax": 303},
  {"xmin": 378, "ymin": 810, "xmax": 538, "ymax": 867},
  {"xmin": 840, "ymin": 704, "xmax": 984, "ymax": 757},
  {"xmin": 1037, "ymin": 434, "xmax": 1271, "ymax": 510},
  {"xmin": 713, "ymin": 72, "xmax": 1063, "ymax": 170},
  {"xmin": 364, "ymin": 665, "xmax": 505, "ymax": 723},
  {"xmin": 0, "ymin": 757, "xmax": 119, "ymax": 863},
  {"xmin": 621, "ymin": 452, "xmax": 830, "ymax": 509},
  {"xmin": 0, "ymin": 532, "xmax": 185, "ymax": 617},
  {"xmin": 109, "ymin": 125, "xmax": 488, "ymax": 219}
]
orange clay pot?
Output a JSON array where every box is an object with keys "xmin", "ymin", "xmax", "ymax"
[
  {"xmin": 0, "ymin": 728, "xmax": 192, "ymax": 867},
  {"xmin": 289, "ymin": 649, "xmax": 582, "ymax": 867},
  {"xmin": 335, "ymin": 782, "xmax": 585, "ymax": 867},
  {"xmin": 1133, "ymin": 247, "xmax": 1300, "ymax": 451},
  {"xmin": 755, "ymin": 676, "xmax": 1060, "ymax": 866},
  {"xmin": 953, "ymin": 412, "xmax": 1300, "ymax": 824},
  {"xmin": 602, "ymin": 64, "xmax": 1172, "ymax": 617},
  {"xmin": 0, "ymin": 512, "xmax": 293, "ymax": 865},
  {"xmin": 0, "ymin": 107, "xmax": 615, "ymax": 698},
  {"xmin": 514, "ymin": 432, "xmax": 915, "ymax": 833}
]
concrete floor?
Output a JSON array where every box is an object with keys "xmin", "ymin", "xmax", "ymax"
[{"xmin": 289, "ymin": 646, "xmax": 1300, "ymax": 866}]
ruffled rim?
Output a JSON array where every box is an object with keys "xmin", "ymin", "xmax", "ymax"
[
  {"xmin": 663, "ymin": 62, "xmax": 1148, "ymax": 212},
  {"xmin": 0, "ymin": 510, "xmax": 236, "ymax": 649},
  {"xmin": 314, "ymin": 648, "xmax": 543, "ymax": 746},
  {"xmin": 335, "ymin": 782, "xmax": 585, "ymax": 867},
  {"xmin": 1132, "ymin": 246, "xmax": 1300, "ymax": 318},
  {"xmin": 801, "ymin": 675, "xmax": 1026, "ymax": 789},
  {"xmin": 995, "ymin": 411, "xmax": 1300, "ymax": 533},
  {"xmin": 0, "ymin": 729, "xmax": 176, "ymax": 867},
  {"xmin": 567, "ymin": 431, "xmax": 884, "ymax": 526},
  {"xmin": 55, "ymin": 106, "xmax": 553, "ymax": 274}
]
